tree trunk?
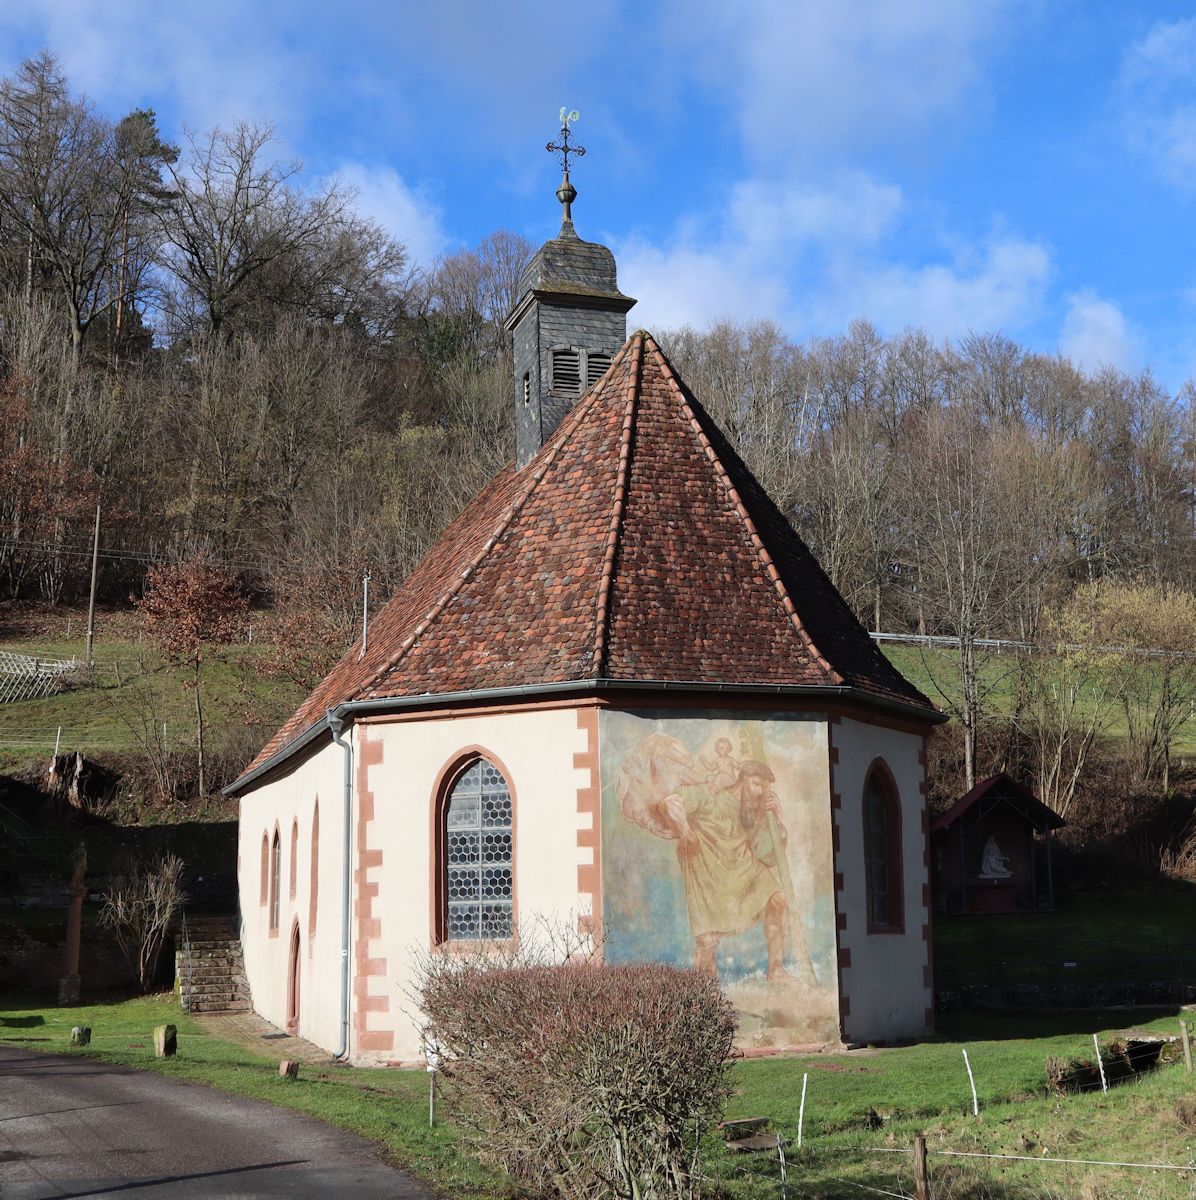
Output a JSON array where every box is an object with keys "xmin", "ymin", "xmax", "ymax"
[
  {"xmin": 114, "ymin": 206, "xmax": 130, "ymax": 380},
  {"xmin": 193, "ymin": 657, "xmax": 205, "ymax": 801},
  {"xmin": 24, "ymin": 228, "xmax": 33, "ymax": 309},
  {"xmin": 960, "ymin": 635, "xmax": 978, "ymax": 790}
]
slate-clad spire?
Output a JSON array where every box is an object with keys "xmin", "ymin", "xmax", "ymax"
[{"xmin": 505, "ymin": 111, "xmax": 636, "ymax": 469}]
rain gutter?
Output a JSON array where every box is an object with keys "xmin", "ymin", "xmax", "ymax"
[{"xmin": 224, "ymin": 678, "xmax": 945, "ymax": 800}]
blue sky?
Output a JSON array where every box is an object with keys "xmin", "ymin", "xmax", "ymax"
[{"xmin": 3, "ymin": 1, "xmax": 1196, "ymax": 387}]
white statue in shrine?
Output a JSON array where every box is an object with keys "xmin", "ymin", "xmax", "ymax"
[{"xmin": 978, "ymin": 835, "xmax": 1013, "ymax": 879}]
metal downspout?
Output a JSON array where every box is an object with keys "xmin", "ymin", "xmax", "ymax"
[{"xmin": 327, "ymin": 710, "xmax": 352, "ymax": 1061}]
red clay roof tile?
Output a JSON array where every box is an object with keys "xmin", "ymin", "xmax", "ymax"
[{"xmin": 235, "ymin": 331, "xmax": 935, "ymax": 786}]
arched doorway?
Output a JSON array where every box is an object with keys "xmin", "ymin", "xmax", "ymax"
[{"xmin": 286, "ymin": 921, "xmax": 301, "ymax": 1034}]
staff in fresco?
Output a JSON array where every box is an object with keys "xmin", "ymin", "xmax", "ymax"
[{"xmin": 616, "ymin": 733, "xmax": 817, "ymax": 985}]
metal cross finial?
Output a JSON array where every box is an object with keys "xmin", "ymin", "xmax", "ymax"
[
  {"xmin": 547, "ymin": 108, "xmax": 585, "ymax": 232},
  {"xmin": 547, "ymin": 108, "xmax": 585, "ymax": 171}
]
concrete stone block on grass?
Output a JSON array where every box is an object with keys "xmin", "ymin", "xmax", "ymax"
[
  {"xmin": 70, "ymin": 1026, "xmax": 90, "ymax": 1047},
  {"xmin": 154, "ymin": 1024, "xmax": 177, "ymax": 1057}
]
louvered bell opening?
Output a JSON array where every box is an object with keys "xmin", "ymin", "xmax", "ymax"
[
  {"xmin": 551, "ymin": 347, "xmax": 582, "ymax": 395},
  {"xmin": 585, "ymin": 352, "xmax": 612, "ymax": 389}
]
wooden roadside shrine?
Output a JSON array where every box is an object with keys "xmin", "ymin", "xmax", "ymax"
[{"xmin": 931, "ymin": 774, "xmax": 1064, "ymax": 915}]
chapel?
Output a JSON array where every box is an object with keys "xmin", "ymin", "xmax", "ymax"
[{"xmin": 227, "ymin": 127, "xmax": 946, "ymax": 1062}]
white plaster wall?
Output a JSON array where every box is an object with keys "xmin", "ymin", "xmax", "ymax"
[
  {"xmin": 237, "ymin": 737, "xmax": 349, "ymax": 1054},
  {"xmin": 359, "ymin": 706, "xmax": 592, "ymax": 1062},
  {"xmin": 832, "ymin": 718, "xmax": 931, "ymax": 1043}
]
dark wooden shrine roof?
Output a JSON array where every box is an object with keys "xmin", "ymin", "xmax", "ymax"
[{"xmin": 931, "ymin": 773, "xmax": 1066, "ymax": 834}]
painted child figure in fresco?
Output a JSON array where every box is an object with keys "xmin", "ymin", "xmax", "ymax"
[
  {"xmin": 700, "ymin": 736, "xmax": 741, "ymax": 793},
  {"xmin": 616, "ymin": 733, "xmax": 817, "ymax": 985}
]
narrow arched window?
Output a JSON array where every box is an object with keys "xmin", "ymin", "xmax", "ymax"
[
  {"xmin": 443, "ymin": 757, "xmax": 513, "ymax": 941},
  {"xmin": 309, "ymin": 801, "xmax": 319, "ymax": 937},
  {"xmin": 289, "ymin": 819, "xmax": 298, "ymax": 899},
  {"xmin": 863, "ymin": 765, "xmax": 903, "ymax": 933},
  {"xmin": 270, "ymin": 828, "xmax": 281, "ymax": 932},
  {"xmin": 260, "ymin": 833, "xmax": 269, "ymax": 905}
]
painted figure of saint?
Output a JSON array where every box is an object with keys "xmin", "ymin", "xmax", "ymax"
[{"xmin": 616, "ymin": 732, "xmax": 816, "ymax": 985}]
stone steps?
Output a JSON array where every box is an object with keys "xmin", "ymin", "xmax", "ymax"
[
  {"xmin": 186, "ymin": 976, "xmax": 249, "ymax": 993},
  {"xmin": 177, "ymin": 912, "xmax": 252, "ymax": 1016},
  {"xmin": 189, "ymin": 998, "xmax": 253, "ymax": 1014}
]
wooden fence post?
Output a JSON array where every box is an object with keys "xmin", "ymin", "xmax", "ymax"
[{"xmin": 914, "ymin": 1134, "xmax": 932, "ymax": 1200}]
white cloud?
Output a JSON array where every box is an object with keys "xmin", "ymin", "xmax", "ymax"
[
  {"xmin": 842, "ymin": 238, "xmax": 1051, "ymax": 341},
  {"xmin": 666, "ymin": 0, "xmax": 1011, "ymax": 164},
  {"xmin": 1059, "ymin": 291, "xmax": 1135, "ymax": 371},
  {"xmin": 8, "ymin": 1, "xmax": 308, "ymax": 133},
  {"xmin": 1117, "ymin": 17, "xmax": 1196, "ymax": 185},
  {"xmin": 620, "ymin": 172, "xmax": 904, "ymax": 330},
  {"xmin": 618, "ymin": 172, "xmax": 1049, "ymax": 342},
  {"xmin": 726, "ymin": 175, "xmax": 904, "ymax": 253},
  {"xmin": 333, "ymin": 163, "xmax": 450, "ymax": 267}
]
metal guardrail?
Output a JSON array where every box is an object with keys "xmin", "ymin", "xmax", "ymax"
[
  {"xmin": 179, "ymin": 911, "xmax": 194, "ymax": 1013},
  {"xmin": 870, "ymin": 629, "xmax": 1196, "ymax": 659}
]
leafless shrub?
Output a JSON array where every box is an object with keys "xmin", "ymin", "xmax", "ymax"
[
  {"xmin": 1159, "ymin": 822, "xmax": 1196, "ymax": 882},
  {"xmin": 98, "ymin": 852, "xmax": 186, "ymax": 992},
  {"xmin": 1045, "ymin": 1054, "xmax": 1100, "ymax": 1094},
  {"xmin": 418, "ymin": 956, "xmax": 736, "ymax": 1200}
]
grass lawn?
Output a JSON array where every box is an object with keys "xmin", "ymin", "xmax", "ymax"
[
  {"xmin": 4, "ymin": 993, "xmax": 1196, "ymax": 1198},
  {"xmin": 884, "ymin": 643, "xmax": 1196, "ymax": 757},
  {"xmin": 934, "ymin": 885, "xmax": 1196, "ymax": 990},
  {"xmin": 0, "ymin": 638, "xmax": 303, "ymax": 771}
]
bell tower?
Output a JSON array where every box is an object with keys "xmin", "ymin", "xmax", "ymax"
[{"xmin": 506, "ymin": 110, "xmax": 636, "ymax": 469}]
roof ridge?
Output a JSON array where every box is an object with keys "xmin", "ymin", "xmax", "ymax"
[
  {"xmin": 644, "ymin": 335, "xmax": 845, "ymax": 687},
  {"xmin": 357, "ymin": 362, "xmax": 624, "ymax": 696},
  {"xmin": 590, "ymin": 332, "xmax": 644, "ymax": 676}
]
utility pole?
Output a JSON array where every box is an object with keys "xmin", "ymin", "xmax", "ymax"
[
  {"xmin": 360, "ymin": 571, "xmax": 371, "ymax": 657},
  {"xmin": 84, "ymin": 504, "xmax": 100, "ymax": 667}
]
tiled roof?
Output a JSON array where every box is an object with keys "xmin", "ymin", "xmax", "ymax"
[
  {"xmin": 930, "ymin": 773, "xmax": 1066, "ymax": 833},
  {"xmin": 236, "ymin": 331, "xmax": 936, "ymax": 786}
]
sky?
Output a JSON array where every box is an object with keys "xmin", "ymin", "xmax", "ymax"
[{"xmin": 3, "ymin": 1, "xmax": 1196, "ymax": 387}]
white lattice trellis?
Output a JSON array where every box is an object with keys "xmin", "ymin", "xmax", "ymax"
[{"xmin": 0, "ymin": 651, "xmax": 77, "ymax": 704}]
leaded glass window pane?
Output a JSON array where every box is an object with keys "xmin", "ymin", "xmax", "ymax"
[
  {"xmin": 445, "ymin": 758, "xmax": 513, "ymax": 940},
  {"xmin": 270, "ymin": 833, "xmax": 281, "ymax": 931},
  {"xmin": 864, "ymin": 777, "xmax": 893, "ymax": 928}
]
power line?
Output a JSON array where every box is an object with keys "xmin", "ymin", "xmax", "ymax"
[{"xmin": 0, "ymin": 538, "xmax": 270, "ymax": 573}]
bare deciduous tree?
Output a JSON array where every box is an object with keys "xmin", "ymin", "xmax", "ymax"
[
  {"xmin": 99, "ymin": 853, "xmax": 186, "ymax": 992},
  {"xmin": 159, "ymin": 122, "xmax": 349, "ymax": 337}
]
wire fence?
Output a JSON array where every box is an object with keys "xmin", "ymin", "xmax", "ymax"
[{"xmin": 704, "ymin": 1031, "xmax": 1196, "ymax": 1199}]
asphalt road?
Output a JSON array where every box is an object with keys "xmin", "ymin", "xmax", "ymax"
[{"xmin": 0, "ymin": 1047, "xmax": 432, "ymax": 1198}]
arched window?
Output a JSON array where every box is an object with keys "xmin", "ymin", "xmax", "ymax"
[
  {"xmin": 309, "ymin": 801, "xmax": 319, "ymax": 937},
  {"xmin": 259, "ymin": 833, "xmax": 269, "ymax": 905},
  {"xmin": 270, "ymin": 828, "xmax": 281, "ymax": 933},
  {"xmin": 289, "ymin": 819, "xmax": 298, "ymax": 899},
  {"xmin": 441, "ymin": 757, "xmax": 513, "ymax": 941},
  {"xmin": 863, "ymin": 764, "xmax": 903, "ymax": 933}
]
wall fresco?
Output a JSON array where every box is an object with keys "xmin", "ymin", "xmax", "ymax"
[
  {"xmin": 601, "ymin": 710, "xmax": 839, "ymax": 1047},
  {"xmin": 597, "ymin": 710, "xmax": 839, "ymax": 1041}
]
